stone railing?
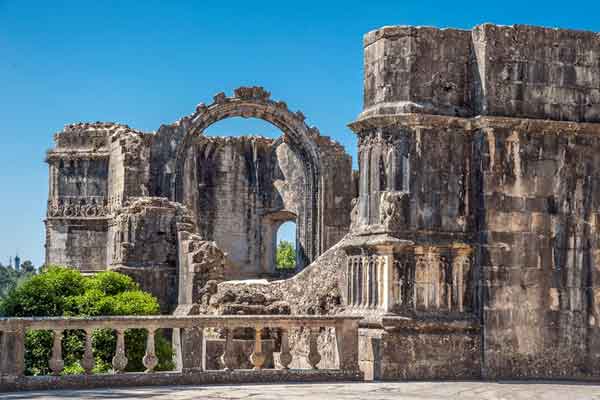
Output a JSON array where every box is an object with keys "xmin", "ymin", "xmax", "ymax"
[{"xmin": 0, "ymin": 315, "xmax": 362, "ymax": 391}]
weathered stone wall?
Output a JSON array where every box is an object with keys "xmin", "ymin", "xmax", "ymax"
[
  {"xmin": 472, "ymin": 24, "xmax": 600, "ymax": 121},
  {"xmin": 348, "ymin": 24, "xmax": 600, "ymax": 380},
  {"xmin": 45, "ymin": 123, "xmax": 114, "ymax": 272},
  {"xmin": 45, "ymin": 88, "xmax": 353, "ymax": 310},
  {"xmin": 314, "ymin": 136, "xmax": 355, "ymax": 251},
  {"xmin": 45, "ymin": 219, "xmax": 108, "ymax": 273},
  {"xmin": 363, "ymin": 24, "xmax": 600, "ymax": 123},
  {"xmin": 474, "ymin": 117, "xmax": 600, "ymax": 378},
  {"xmin": 363, "ymin": 27, "xmax": 473, "ymax": 118},
  {"xmin": 180, "ymin": 136, "xmax": 283, "ymax": 278}
]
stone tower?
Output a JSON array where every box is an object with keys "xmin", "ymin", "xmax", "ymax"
[{"xmin": 346, "ymin": 24, "xmax": 600, "ymax": 380}]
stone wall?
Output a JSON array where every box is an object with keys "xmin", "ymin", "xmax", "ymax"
[
  {"xmin": 348, "ymin": 24, "xmax": 600, "ymax": 380},
  {"xmin": 474, "ymin": 117, "xmax": 600, "ymax": 378},
  {"xmin": 362, "ymin": 24, "xmax": 600, "ymax": 123},
  {"xmin": 45, "ymin": 123, "xmax": 114, "ymax": 272},
  {"xmin": 45, "ymin": 88, "xmax": 353, "ymax": 311}
]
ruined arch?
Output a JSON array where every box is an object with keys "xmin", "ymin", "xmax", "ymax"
[{"xmin": 173, "ymin": 86, "xmax": 322, "ymax": 269}]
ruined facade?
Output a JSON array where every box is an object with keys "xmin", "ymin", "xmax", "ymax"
[
  {"xmin": 45, "ymin": 23, "xmax": 600, "ymax": 380},
  {"xmin": 45, "ymin": 87, "xmax": 353, "ymax": 310}
]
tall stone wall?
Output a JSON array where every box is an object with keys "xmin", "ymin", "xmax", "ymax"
[
  {"xmin": 45, "ymin": 123, "xmax": 113, "ymax": 272},
  {"xmin": 176, "ymin": 134, "xmax": 352, "ymax": 278},
  {"xmin": 474, "ymin": 117, "xmax": 600, "ymax": 378},
  {"xmin": 362, "ymin": 24, "xmax": 600, "ymax": 123}
]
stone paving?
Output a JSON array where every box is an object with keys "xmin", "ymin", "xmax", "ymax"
[{"xmin": 3, "ymin": 381, "xmax": 600, "ymax": 400}]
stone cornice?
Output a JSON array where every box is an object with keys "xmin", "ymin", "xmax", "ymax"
[
  {"xmin": 348, "ymin": 113, "xmax": 600, "ymax": 135},
  {"xmin": 45, "ymin": 150, "xmax": 110, "ymax": 163}
]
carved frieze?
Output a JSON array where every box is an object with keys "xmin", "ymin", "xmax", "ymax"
[{"xmin": 47, "ymin": 196, "xmax": 111, "ymax": 219}]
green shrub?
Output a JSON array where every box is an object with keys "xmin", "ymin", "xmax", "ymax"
[
  {"xmin": 276, "ymin": 240, "xmax": 296, "ymax": 269},
  {"xmin": 0, "ymin": 266, "xmax": 174, "ymax": 375}
]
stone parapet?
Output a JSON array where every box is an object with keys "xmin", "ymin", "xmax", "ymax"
[
  {"xmin": 0, "ymin": 315, "xmax": 362, "ymax": 392},
  {"xmin": 362, "ymin": 24, "xmax": 600, "ymax": 123}
]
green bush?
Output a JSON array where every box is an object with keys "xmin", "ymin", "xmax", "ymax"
[
  {"xmin": 276, "ymin": 240, "xmax": 296, "ymax": 269},
  {"xmin": 0, "ymin": 266, "xmax": 174, "ymax": 375}
]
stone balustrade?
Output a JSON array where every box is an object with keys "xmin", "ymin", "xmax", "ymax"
[
  {"xmin": 346, "ymin": 255, "xmax": 393, "ymax": 312},
  {"xmin": 0, "ymin": 315, "xmax": 362, "ymax": 392}
]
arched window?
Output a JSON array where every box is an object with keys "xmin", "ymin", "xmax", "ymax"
[{"xmin": 275, "ymin": 220, "xmax": 297, "ymax": 270}]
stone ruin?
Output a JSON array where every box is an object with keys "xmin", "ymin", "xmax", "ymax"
[
  {"xmin": 45, "ymin": 88, "xmax": 354, "ymax": 311},
  {"xmin": 45, "ymin": 23, "xmax": 600, "ymax": 380}
]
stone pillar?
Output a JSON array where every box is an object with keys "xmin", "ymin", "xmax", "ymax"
[
  {"xmin": 0, "ymin": 324, "xmax": 25, "ymax": 381},
  {"xmin": 172, "ymin": 325, "xmax": 204, "ymax": 373},
  {"xmin": 374, "ymin": 244, "xmax": 396, "ymax": 313},
  {"xmin": 335, "ymin": 319, "xmax": 360, "ymax": 371}
]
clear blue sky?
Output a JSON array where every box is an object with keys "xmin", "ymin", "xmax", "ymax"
[{"xmin": 1, "ymin": 0, "xmax": 599, "ymax": 267}]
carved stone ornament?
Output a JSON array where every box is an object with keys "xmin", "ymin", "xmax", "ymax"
[
  {"xmin": 379, "ymin": 191, "xmax": 408, "ymax": 231},
  {"xmin": 47, "ymin": 197, "xmax": 111, "ymax": 219},
  {"xmin": 213, "ymin": 92, "xmax": 227, "ymax": 104},
  {"xmin": 234, "ymin": 86, "xmax": 271, "ymax": 101}
]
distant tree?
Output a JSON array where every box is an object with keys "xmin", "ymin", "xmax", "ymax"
[
  {"xmin": 276, "ymin": 240, "xmax": 296, "ymax": 269},
  {"xmin": 0, "ymin": 266, "xmax": 173, "ymax": 375},
  {"xmin": 0, "ymin": 261, "xmax": 36, "ymax": 300},
  {"xmin": 20, "ymin": 260, "xmax": 36, "ymax": 274}
]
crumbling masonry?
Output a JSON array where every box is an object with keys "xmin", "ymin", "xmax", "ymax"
[{"xmin": 46, "ymin": 24, "xmax": 600, "ymax": 380}]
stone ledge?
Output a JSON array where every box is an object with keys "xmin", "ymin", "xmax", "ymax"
[
  {"xmin": 0, "ymin": 369, "xmax": 363, "ymax": 393},
  {"xmin": 349, "ymin": 113, "xmax": 600, "ymax": 135}
]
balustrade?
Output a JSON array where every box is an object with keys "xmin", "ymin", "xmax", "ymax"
[
  {"xmin": 346, "ymin": 246, "xmax": 473, "ymax": 315},
  {"xmin": 346, "ymin": 255, "xmax": 393, "ymax": 312},
  {"xmin": 0, "ymin": 315, "xmax": 361, "ymax": 391}
]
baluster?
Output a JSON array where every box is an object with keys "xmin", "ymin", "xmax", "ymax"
[
  {"xmin": 356, "ymin": 258, "xmax": 363, "ymax": 307},
  {"xmin": 49, "ymin": 329, "xmax": 64, "ymax": 375},
  {"xmin": 347, "ymin": 259, "xmax": 353, "ymax": 306},
  {"xmin": 250, "ymin": 327, "xmax": 266, "ymax": 370},
  {"xmin": 143, "ymin": 327, "xmax": 159, "ymax": 373},
  {"xmin": 221, "ymin": 328, "xmax": 237, "ymax": 371},
  {"xmin": 307, "ymin": 327, "xmax": 321, "ymax": 369},
  {"xmin": 279, "ymin": 329, "xmax": 292, "ymax": 369},
  {"xmin": 351, "ymin": 258, "xmax": 358, "ymax": 307},
  {"xmin": 112, "ymin": 329, "xmax": 128, "ymax": 373},
  {"xmin": 372, "ymin": 257, "xmax": 379, "ymax": 307},
  {"xmin": 81, "ymin": 328, "xmax": 95, "ymax": 374}
]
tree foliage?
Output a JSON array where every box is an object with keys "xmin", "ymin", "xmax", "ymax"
[
  {"xmin": 0, "ymin": 261, "xmax": 36, "ymax": 300},
  {"xmin": 0, "ymin": 266, "xmax": 173, "ymax": 375},
  {"xmin": 276, "ymin": 240, "xmax": 296, "ymax": 269}
]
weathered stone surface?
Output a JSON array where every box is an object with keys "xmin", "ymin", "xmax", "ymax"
[
  {"xmin": 44, "ymin": 89, "xmax": 353, "ymax": 310},
  {"xmin": 41, "ymin": 24, "xmax": 600, "ymax": 381},
  {"xmin": 362, "ymin": 24, "xmax": 600, "ymax": 123}
]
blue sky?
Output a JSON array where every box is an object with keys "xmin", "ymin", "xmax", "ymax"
[{"xmin": 1, "ymin": 0, "xmax": 599, "ymax": 267}]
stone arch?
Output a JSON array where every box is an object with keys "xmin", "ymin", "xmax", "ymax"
[{"xmin": 173, "ymin": 86, "xmax": 322, "ymax": 269}]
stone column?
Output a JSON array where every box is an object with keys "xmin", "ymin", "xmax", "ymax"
[
  {"xmin": 335, "ymin": 319, "xmax": 360, "ymax": 371},
  {"xmin": 172, "ymin": 325, "xmax": 204, "ymax": 372},
  {"xmin": 374, "ymin": 244, "xmax": 396, "ymax": 313},
  {"xmin": 0, "ymin": 324, "xmax": 25, "ymax": 380}
]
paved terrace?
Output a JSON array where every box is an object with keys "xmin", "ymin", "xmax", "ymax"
[{"xmin": 3, "ymin": 381, "xmax": 600, "ymax": 400}]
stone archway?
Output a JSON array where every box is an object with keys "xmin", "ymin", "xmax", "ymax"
[{"xmin": 173, "ymin": 86, "xmax": 321, "ymax": 269}]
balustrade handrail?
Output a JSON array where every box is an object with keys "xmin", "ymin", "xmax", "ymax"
[
  {"xmin": 0, "ymin": 313, "xmax": 362, "ymax": 391},
  {"xmin": 0, "ymin": 315, "xmax": 362, "ymax": 331}
]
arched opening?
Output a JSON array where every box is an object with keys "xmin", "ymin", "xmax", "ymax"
[
  {"xmin": 276, "ymin": 220, "xmax": 297, "ymax": 270},
  {"xmin": 204, "ymin": 116, "xmax": 282, "ymax": 139},
  {"xmin": 172, "ymin": 87, "xmax": 322, "ymax": 277}
]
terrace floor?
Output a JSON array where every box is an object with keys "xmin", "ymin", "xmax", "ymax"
[{"xmin": 3, "ymin": 381, "xmax": 600, "ymax": 400}]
